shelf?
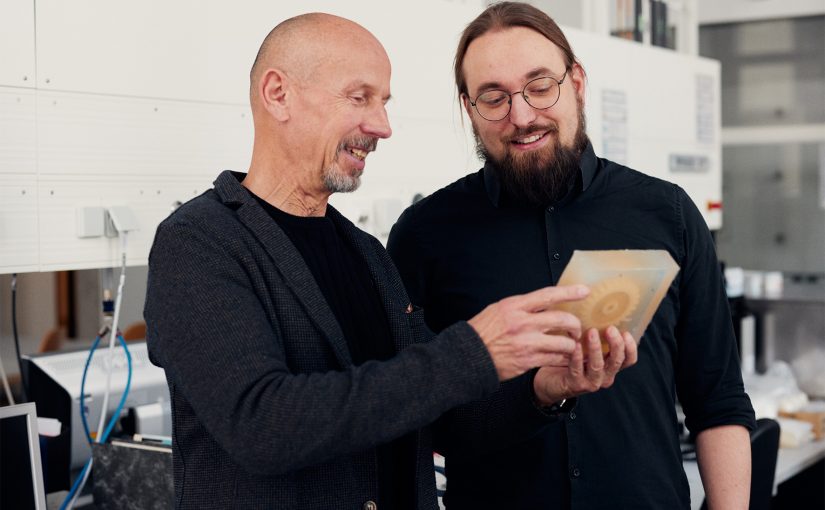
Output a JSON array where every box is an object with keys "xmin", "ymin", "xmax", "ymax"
[{"xmin": 721, "ymin": 124, "xmax": 825, "ymax": 146}]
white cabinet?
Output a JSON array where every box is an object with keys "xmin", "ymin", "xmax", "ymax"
[
  {"xmin": 0, "ymin": 175, "xmax": 39, "ymax": 272},
  {"xmin": 0, "ymin": 0, "xmax": 35, "ymax": 88},
  {"xmin": 568, "ymin": 28, "xmax": 723, "ymax": 229},
  {"xmin": 0, "ymin": 88, "xmax": 37, "ymax": 175},
  {"xmin": 34, "ymin": 0, "xmax": 253, "ymax": 103}
]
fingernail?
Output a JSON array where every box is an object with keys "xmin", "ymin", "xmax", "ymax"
[{"xmin": 577, "ymin": 285, "xmax": 589, "ymax": 297}]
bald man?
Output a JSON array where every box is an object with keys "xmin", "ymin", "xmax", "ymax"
[{"xmin": 145, "ymin": 13, "xmax": 635, "ymax": 509}]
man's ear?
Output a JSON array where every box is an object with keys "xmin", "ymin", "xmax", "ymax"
[
  {"xmin": 461, "ymin": 93, "xmax": 474, "ymax": 119},
  {"xmin": 569, "ymin": 62, "xmax": 587, "ymax": 108},
  {"xmin": 259, "ymin": 68, "xmax": 290, "ymax": 121}
]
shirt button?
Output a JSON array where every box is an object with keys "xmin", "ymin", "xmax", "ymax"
[
  {"xmin": 569, "ymin": 411, "xmax": 577, "ymax": 420},
  {"xmin": 553, "ymin": 253, "xmax": 560, "ymax": 260},
  {"xmin": 571, "ymin": 466, "xmax": 581, "ymax": 478},
  {"xmin": 363, "ymin": 501, "xmax": 378, "ymax": 510},
  {"xmin": 548, "ymin": 206, "xmax": 555, "ymax": 212}
]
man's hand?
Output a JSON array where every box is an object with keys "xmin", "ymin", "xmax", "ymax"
[
  {"xmin": 468, "ymin": 285, "xmax": 590, "ymax": 381},
  {"xmin": 532, "ymin": 326, "xmax": 637, "ymax": 406}
]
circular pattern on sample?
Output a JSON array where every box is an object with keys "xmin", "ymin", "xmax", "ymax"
[{"xmin": 576, "ymin": 276, "xmax": 640, "ymax": 331}]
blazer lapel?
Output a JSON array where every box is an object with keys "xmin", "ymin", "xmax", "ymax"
[
  {"xmin": 213, "ymin": 171, "xmax": 353, "ymax": 367},
  {"xmin": 328, "ymin": 207, "xmax": 414, "ymax": 353}
]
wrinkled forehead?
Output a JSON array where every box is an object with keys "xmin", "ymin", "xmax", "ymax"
[
  {"xmin": 462, "ymin": 27, "xmax": 566, "ymax": 93},
  {"xmin": 308, "ymin": 30, "xmax": 392, "ymax": 92}
]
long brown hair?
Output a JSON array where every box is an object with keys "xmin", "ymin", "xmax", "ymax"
[{"xmin": 454, "ymin": 2, "xmax": 580, "ymax": 100}]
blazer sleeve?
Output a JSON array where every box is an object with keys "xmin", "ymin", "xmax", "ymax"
[
  {"xmin": 144, "ymin": 215, "xmax": 499, "ymax": 477},
  {"xmin": 431, "ymin": 372, "xmax": 565, "ymax": 458}
]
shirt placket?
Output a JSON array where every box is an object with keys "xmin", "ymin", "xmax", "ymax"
[
  {"xmin": 544, "ymin": 204, "xmax": 566, "ymax": 283},
  {"xmin": 545, "ymin": 203, "xmax": 586, "ymax": 505}
]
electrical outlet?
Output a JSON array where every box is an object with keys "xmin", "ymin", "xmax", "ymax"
[{"xmin": 76, "ymin": 206, "xmax": 105, "ymax": 238}]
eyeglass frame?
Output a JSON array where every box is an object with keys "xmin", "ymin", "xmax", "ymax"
[{"xmin": 467, "ymin": 68, "xmax": 570, "ymax": 121}]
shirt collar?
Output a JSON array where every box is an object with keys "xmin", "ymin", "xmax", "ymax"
[{"xmin": 482, "ymin": 139, "xmax": 598, "ymax": 208}]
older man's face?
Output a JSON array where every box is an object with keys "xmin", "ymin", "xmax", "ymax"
[{"xmin": 294, "ymin": 38, "xmax": 393, "ymax": 194}]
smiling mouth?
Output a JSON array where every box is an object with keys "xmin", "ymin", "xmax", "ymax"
[
  {"xmin": 512, "ymin": 132, "xmax": 547, "ymax": 145},
  {"xmin": 346, "ymin": 147, "xmax": 370, "ymax": 160},
  {"xmin": 339, "ymin": 135, "xmax": 378, "ymax": 162}
]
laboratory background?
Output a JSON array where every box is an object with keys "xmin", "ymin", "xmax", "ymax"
[{"xmin": 0, "ymin": 0, "xmax": 823, "ymax": 509}]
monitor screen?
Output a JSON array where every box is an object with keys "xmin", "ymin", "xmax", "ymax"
[{"xmin": 0, "ymin": 403, "xmax": 48, "ymax": 510}]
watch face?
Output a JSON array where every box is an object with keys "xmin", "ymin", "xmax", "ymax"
[{"xmin": 535, "ymin": 397, "xmax": 574, "ymax": 416}]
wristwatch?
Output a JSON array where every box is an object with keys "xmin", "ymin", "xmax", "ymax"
[
  {"xmin": 527, "ymin": 369, "xmax": 577, "ymax": 416},
  {"xmin": 543, "ymin": 398, "xmax": 575, "ymax": 414}
]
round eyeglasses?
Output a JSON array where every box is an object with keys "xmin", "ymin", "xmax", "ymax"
[{"xmin": 469, "ymin": 70, "xmax": 569, "ymax": 121}]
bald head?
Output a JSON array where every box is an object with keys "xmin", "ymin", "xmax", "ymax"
[
  {"xmin": 244, "ymin": 12, "xmax": 392, "ymax": 210},
  {"xmin": 249, "ymin": 13, "xmax": 387, "ymax": 107}
]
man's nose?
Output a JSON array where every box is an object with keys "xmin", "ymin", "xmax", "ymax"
[
  {"xmin": 363, "ymin": 104, "xmax": 392, "ymax": 139},
  {"xmin": 508, "ymin": 93, "xmax": 537, "ymax": 128}
]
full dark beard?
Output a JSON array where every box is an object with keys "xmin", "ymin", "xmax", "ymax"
[{"xmin": 476, "ymin": 107, "xmax": 589, "ymax": 208}]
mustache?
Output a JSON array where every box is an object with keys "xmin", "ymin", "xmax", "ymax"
[{"xmin": 338, "ymin": 135, "xmax": 379, "ymax": 153}]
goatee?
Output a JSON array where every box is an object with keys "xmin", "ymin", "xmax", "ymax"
[
  {"xmin": 475, "ymin": 105, "xmax": 589, "ymax": 208},
  {"xmin": 322, "ymin": 135, "xmax": 378, "ymax": 194}
]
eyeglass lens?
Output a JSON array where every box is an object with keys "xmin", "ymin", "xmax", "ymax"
[{"xmin": 474, "ymin": 76, "xmax": 563, "ymax": 121}]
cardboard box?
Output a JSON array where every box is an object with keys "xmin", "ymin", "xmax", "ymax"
[{"xmin": 779, "ymin": 406, "xmax": 825, "ymax": 440}]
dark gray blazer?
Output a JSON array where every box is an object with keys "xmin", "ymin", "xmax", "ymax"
[{"xmin": 144, "ymin": 171, "xmax": 498, "ymax": 509}]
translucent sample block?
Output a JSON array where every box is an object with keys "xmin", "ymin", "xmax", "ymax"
[{"xmin": 556, "ymin": 250, "xmax": 680, "ymax": 350}]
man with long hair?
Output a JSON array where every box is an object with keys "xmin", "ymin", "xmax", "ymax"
[{"xmin": 389, "ymin": 3, "xmax": 755, "ymax": 508}]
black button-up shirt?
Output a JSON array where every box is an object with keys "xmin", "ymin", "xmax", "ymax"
[{"xmin": 387, "ymin": 142, "xmax": 755, "ymax": 509}]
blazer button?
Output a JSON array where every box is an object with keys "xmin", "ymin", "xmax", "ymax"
[{"xmin": 363, "ymin": 501, "xmax": 378, "ymax": 510}]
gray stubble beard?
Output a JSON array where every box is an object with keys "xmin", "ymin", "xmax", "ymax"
[{"xmin": 322, "ymin": 164, "xmax": 362, "ymax": 193}]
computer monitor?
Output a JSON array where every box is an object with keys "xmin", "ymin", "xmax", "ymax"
[{"xmin": 0, "ymin": 402, "xmax": 48, "ymax": 510}]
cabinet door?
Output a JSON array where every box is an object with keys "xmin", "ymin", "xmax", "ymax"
[
  {"xmin": 34, "ymin": 0, "xmax": 259, "ymax": 103},
  {"xmin": 0, "ymin": 0, "xmax": 35, "ymax": 88},
  {"xmin": 0, "ymin": 176, "xmax": 39, "ymax": 272}
]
